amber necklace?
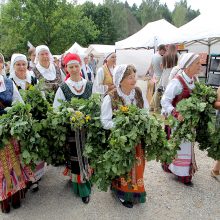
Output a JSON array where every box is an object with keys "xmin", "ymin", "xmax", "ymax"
[{"xmin": 71, "ymin": 77, "xmax": 84, "ymax": 93}]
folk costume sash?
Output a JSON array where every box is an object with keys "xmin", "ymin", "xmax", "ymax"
[
  {"xmin": 74, "ymin": 128, "xmax": 90, "ymax": 183},
  {"xmin": 60, "ymin": 80, "xmax": 92, "ymax": 183}
]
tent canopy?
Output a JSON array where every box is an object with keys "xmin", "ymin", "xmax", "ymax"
[
  {"xmin": 172, "ymin": 13, "xmax": 220, "ymax": 46},
  {"xmin": 66, "ymin": 42, "xmax": 87, "ymax": 55},
  {"xmin": 85, "ymin": 44, "xmax": 115, "ymax": 57},
  {"xmin": 115, "ymin": 19, "xmax": 178, "ymax": 49}
]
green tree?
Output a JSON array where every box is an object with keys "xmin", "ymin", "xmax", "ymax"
[
  {"xmin": 131, "ymin": 3, "xmax": 141, "ymax": 24},
  {"xmin": 0, "ymin": 0, "xmax": 99, "ymax": 57},
  {"xmin": 80, "ymin": 2, "xmax": 116, "ymax": 44},
  {"xmin": 104, "ymin": 0, "xmax": 141, "ymax": 41},
  {"xmin": 138, "ymin": 0, "xmax": 161, "ymax": 26},
  {"xmin": 158, "ymin": 3, "xmax": 172, "ymax": 23},
  {"xmin": 186, "ymin": 7, "xmax": 200, "ymax": 22},
  {"xmin": 172, "ymin": 0, "xmax": 200, "ymax": 27}
]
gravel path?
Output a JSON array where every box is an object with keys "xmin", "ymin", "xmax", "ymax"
[{"xmin": 1, "ymin": 145, "xmax": 219, "ymax": 220}]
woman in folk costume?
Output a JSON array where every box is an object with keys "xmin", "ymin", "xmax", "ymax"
[
  {"xmin": 0, "ymin": 54, "xmax": 29, "ymax": 213},
  {"xmin": 92, "ymin": 52, "xmax": 116, "ymax": 94},
  {"xmin": 9, "ymin": 54, "xmax": 45, "ymax": 193},
  {"xmin": 101, "ymin": 64, "xmax": 149, "ymax": 208},
  {"xmin": 81, "ymin": 55, "xmax": 94, "ymax": 82},
  {"xmin": 32, "ymin": 45, "xmax": 65, "ymax": 92},
  {"xmin": 211, "ymin": 86, "xmax": 220, "ymax": 179},
  {"xmin": 10, "ymin": 54, "xmax": 37, "ymax": 90},
  {"xmin": 161, "ymin": 53, "xmax": 201, "ymax": 186},
  {"xmin": 53, "ymin": 53, "xmax": 93, "ymax": 204}
]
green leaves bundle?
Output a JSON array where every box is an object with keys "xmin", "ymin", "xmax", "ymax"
[
  {"xmin": 0, "ymin": 103, "xmax": 48, "ymax": 165},
  {"xmin": 85, "ymin": 104, "xmax": 174, "ymax": 191},
  {"xmin": 168, "ymin": 83, "xmax": 218, "ymax": 159},
  {"xmin": 20, "ymin": 81, "xmax": 51, "ymax": 120}
]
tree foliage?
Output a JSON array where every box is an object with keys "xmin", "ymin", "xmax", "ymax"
[
  {"xmin": 0, "ymin": 0, "xmax": 99, "ymax": 57},
  {"xmin": 0, "ymin": 0, "xmax": 200, "ymax": 58},
  {"xmin": 172, "ymin": 0, "xmax": 200, "ymax": 27}
]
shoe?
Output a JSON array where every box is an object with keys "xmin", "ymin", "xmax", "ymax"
[
  {"xmin": 82, "ymin": 196, "xmax": 90, "ymax": 204},
  {"xmin": 1, "ymin": 200, "xmax": 10, "ymax": 213},
  {"xmin": 161, "ymin": 164, "xmax": 171, "ymax": 173},
  {"xmin": 30, "ymin": 182, "xmax": 39, "ymax": 193},
  {"xmin": 121, "ymin": 201, "xmax": 133, "ymax": 208},
  {"xmin": 211, "ymin": 170, "xmax": 220, "ymax": 178},
  {"xmin": 11, "ymin": 200, "xmax": 21, "ymax": 209},
  {"xmin": 184, "ymin": 181, "xmax": 194, "ymax": 187},
  {"xmin": 11, "ymin": 192, "xmax": 21, "ymax": 209}
]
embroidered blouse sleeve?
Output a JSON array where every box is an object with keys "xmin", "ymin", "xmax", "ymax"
[
  {"xmin": 92, "ymin": 67, "xmax": 108, "ymax": 94},
  {"xmin": 161, "ymin": 79, "xmax": 182, "ymax": 115},
  {"xmin": 101, "ymin": 95, "xmax": 114, "ymax": 129},
  {"xmin": 12, "ymin": 82, "xmax": 24, "ymax": 104},
  {"xmin": 53, "ymin": 87, "xmax": 66, "ymax": 109}
]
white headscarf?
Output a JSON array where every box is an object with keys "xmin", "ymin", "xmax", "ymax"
[
  {"xmin": 169, "ymin": 53, "xmax": 199, "ymax": 80},
  {"xmin": 179, "ymin": 52, "xmax": 199, "ymax": 69},
  {"xmin": 9, "ymin": 53, "xmax": 28, "ymax": 78},
  {"xmin": 104, "ymin": 52, "xmax": 115, "ymax": 61},
  {"xmin": 34, "ymin": 45, "xmax": 54, "ymax": 64},
  {"xmin": 113, "ymin": 64, "xmax": 128, "ymax": 87}
]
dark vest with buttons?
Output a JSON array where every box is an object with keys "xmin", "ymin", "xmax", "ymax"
[{"xmin": 0, "ymin": 78, "xmax": 13, "ymax": 115}]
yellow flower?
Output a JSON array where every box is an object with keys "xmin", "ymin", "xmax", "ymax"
[
  {"xmin": 71, "ymin": 116, "xmax": 76, "ymax": 122},
  {"xmin": 75, "ymin": 111, "xmax": 83, "ymax": 117},
  {"xmin": 120, "ymin": 106, "xmax": 129, "ymax": 112},
  {"xmin": 85, "ymin": 115, "xmax": 91, "ymax": 122}
]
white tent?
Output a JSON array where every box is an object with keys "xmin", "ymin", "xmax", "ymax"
[
  {"xmin": 66, "ymin": 42, "xmax": 87, "ymax": 55},
  {"xmin": 172, "ymin": 13, "xmax": 220, "ymax": 54},
  {"xmin": 115, "ymin": 19, "xmax": 178, "ymax": 49},
  {"xmin": 85, "ymin": 44, "xmax": 115, "ymax": 69},
  {"xmin": 85, "ymin": 44, "xmax": 115, "ymax": 57}
]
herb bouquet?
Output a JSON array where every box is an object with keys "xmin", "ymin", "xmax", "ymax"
[
  {"xmin": 168, "ymin": 83, "xmax": 219, "ymax": 159},
  {"xmin": 84, "ymin": 104, "xmax": 174, "ymax": 191},
  {"xmin": 0, "ymin": 103, "xmax": 48, "ymax": 166}
]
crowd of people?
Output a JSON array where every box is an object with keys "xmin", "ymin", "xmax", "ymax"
[{"xmin": 0, "ymin": 43, "xmax": 219, "ymax": 213}]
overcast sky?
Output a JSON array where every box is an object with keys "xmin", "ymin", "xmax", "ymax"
[{"xmin": 77, "ymin": 0, "xmax": 219, "ymax": 15}]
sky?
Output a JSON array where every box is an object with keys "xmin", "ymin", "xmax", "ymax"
[{"xmin": 77, "ymin": 0, "xmax": 219, "ymax": 15}]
